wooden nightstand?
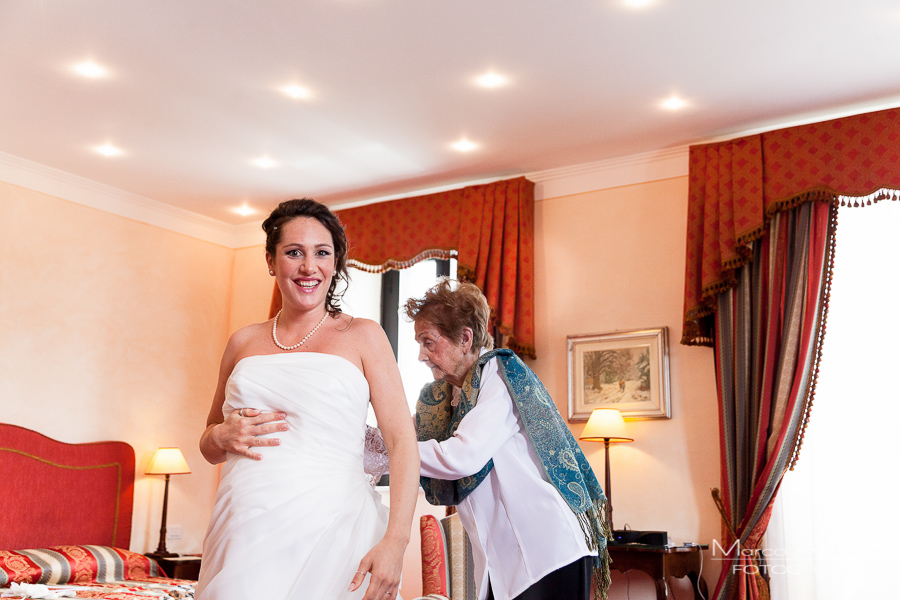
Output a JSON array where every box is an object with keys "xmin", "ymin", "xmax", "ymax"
[
  {"xmin": 148, "ymin": 555, "xmax": 202, "ymax": 581},
  {"xmin": 607, "ymin": 544, "xmax": 708, "ymax": 600}
]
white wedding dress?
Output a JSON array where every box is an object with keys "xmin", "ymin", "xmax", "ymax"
[{"xmin": 196, "ymin": 352, "xmax": 391, "ymax": 600}]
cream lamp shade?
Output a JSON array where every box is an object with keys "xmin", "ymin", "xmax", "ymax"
[
  {"xmin": 579, "ymin": 408, "xmax": 634, "ymax": 444},
  {"xmin": 145, "ymin": 448, "xmax": 191, "ymax": 475}
]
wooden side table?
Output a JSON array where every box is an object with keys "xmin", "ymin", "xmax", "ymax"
[
  {"xmin": 148, "ymin": 555, "xmax": 202, "ymax": 581},
  {"xmin": 607, "ymin": 545, "xmax": 708, "ymax": 600}
]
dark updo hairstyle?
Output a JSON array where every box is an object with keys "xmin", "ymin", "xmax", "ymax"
[
  {"xmin": 402, "ymin": 278, "xmax": 494, "ymax": 354},
  {"xmin": 262, "ymin": 198, "xmax": 349, "ymax": 315}
]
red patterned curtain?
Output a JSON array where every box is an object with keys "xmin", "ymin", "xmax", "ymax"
[
  {"xmin": 683, "ymin": 107, "xmax": 900, "ymax": 346},
  {"xmin": 269, "ymin": 177, "xmax": 536, "ymax": 358},
  {"xmin": 711, "ymin": 202, "xmax": 835, "ymax": 600},
  {"xmin": 682, "ymin": 107, "xmax": 900, "ymax": 600}
]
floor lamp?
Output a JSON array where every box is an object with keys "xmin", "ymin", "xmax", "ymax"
[
  {"xmin": 579, "ymin": 408, "xmax": 633, "ymax": 533},
  {"xmin": 145, "ymin": 447, "xmax": 191, "ymax": 560}
]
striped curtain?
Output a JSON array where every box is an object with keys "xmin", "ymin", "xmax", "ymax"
[{"xmin": 711, "ymin": 201, "xmax": 836, "ymax": 600}]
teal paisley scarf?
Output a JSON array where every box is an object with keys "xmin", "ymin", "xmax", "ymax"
[{"xmin": 415, "ymin": 348, "xmax": 611, "ymax": 599}]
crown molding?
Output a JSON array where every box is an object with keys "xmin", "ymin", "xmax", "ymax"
[
  {"xmin": 231, "ymin": 221, "xmax": 267, "ymax": 249},
  {"xmin": 329, "ymin": 175, "xmax": 502, "ymax": 212},
  {"xmin": 0, "ymin": 151, "xmax": 241, "ymax": 247},
  {"xmin": 0, "ymin": 146, "xmax": 689, "ymax": 248},
  {"xmin": 6, "ymin": 95, "xmax": 899, "ymax": 247},
  {"xmin": 331, "ymin": 146, "xmax": 691, "ymax": 210},
  {"xmin": 527, "ymin": 146, "xmax": 689, "ymax": 201}
]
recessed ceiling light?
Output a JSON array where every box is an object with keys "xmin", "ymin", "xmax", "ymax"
[
  {"xmin": 94, "ymin": 143, "xmax": 123, "ymax": 157},
  {"xmin": 253, "ymin": 157, "xmax": 278, "ymax": 168},
  {"xmin": 623, "ymin": 0, "xmax": 656, "ymax": 8},
  {"xmin": 232, "ymin": 204, "xmax": 256, "ymax": 216},
  {"xmin": 280, "ymin": 84, "xmax": 311, "ymax": 100},
  {"xmin": 661, "ymin": 95, "xmax": 687, "ymax": 110},
  {"xmin": 451, "ymin": 138, "xmax": 479, "ymax": 152},
  {"xmin": 73, "ymin": 61, "xmax": 109, "ymax": 78},
  {"xmin": 474, "ymin": 71, "xmax": 509, "ymax": 89}
]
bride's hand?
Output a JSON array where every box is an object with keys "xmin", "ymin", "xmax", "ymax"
[
  {"xmin": 349, "ymin": 535, "xmax": 405, "ymax": 599},
  {"xmin": 210, "ymin": 409, "xmax": 288, "ymax": 461}
]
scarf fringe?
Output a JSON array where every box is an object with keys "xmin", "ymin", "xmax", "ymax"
[{"xmin": 576, "ymin": 498, "xmax": 612, "ymax": 600}]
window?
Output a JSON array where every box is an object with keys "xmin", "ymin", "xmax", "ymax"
[
  {"xmin": 767, "ymin": 200, "xmax": 899, "ymax": 599},
  {"xmin": 341, "ymin": 259, "xmax": 457, "ymax": 425}
]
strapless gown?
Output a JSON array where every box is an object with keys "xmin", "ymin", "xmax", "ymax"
[{"xmin": 196, "ymin": 352, "xmax": 390, "ymax": 600}]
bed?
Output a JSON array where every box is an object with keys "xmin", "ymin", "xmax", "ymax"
[{"xmin": 0, "ymin": 423, "xmax": 196, "ymax": 599}]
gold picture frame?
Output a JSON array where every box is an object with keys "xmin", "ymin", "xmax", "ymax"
[{"xmin": 567, "ymin": 327, "xmax": 671, "ymax": 421}]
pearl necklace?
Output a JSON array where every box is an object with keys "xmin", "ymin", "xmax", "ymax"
[{"xmin": 272, "ymin": 309, "xmax": 329, "ymax": 350}]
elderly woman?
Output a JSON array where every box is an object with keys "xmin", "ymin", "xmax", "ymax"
[{"xmin": 404, "ymin": 279, "xmax": 610, "ymax": 600}]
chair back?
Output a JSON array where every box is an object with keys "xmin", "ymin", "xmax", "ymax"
[{"xmin": 419, "ymin": 513, "xmax": 477, "ymax": 600}]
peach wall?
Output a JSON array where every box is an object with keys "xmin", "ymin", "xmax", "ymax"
[
  {"xmin": 0, "ymin": 180, "xmax": 229, "ymax": 555},
  {"xmin": 2, "ymin": 172, "xmax": 723, "ymax": 598},
  {"xmin": 228, "ymin": 245, "xmax": 273, "ymax": 332},
  {"xmin": 531, "ymin": 176, "xmax": 722, "ymax": 597}
]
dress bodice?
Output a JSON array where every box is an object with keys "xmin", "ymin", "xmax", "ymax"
[{"xmin": 222, "ymin": 352, "xmax": 371, "ymax": 475}]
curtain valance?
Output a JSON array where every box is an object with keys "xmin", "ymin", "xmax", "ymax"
[
  {"xmin": 336, "ymin": 177, "xmax": 536, "ymax": 358},
  {"xmin": 683, "ymin": 107, "xmax": 900, "ymax": 345}
]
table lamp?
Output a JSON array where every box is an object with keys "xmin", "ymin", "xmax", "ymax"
[
  {"xmin": 145, "ymin": 447, "xmax": 191, "ymax": 559},
  {"xmin": 579, "ymin": 408, "xmax": 634, "ymax": 532}
]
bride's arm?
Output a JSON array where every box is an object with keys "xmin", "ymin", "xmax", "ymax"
[
  {"xmin": 199, "ymin": 325, "xmax": 289, "ymax": 464},
  {"xmin": 350, "ymin": 319, "xmax": 419, "ymax": 600}
]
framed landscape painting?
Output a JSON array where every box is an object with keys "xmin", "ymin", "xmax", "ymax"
[{"xmin": 567, "ymin": 327, "xmax": 671, "ymax": 421}]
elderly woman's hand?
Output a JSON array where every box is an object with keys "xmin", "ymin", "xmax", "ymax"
[{"xmin": 209, "ymin": 409, "xmax": 288, "ymax": 461}]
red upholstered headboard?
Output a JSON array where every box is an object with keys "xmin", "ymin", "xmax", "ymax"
[{"xmin": 0, "ymin": 424, "xmax": 135, "ymax": 550}]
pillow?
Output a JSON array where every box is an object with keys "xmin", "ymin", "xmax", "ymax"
[
  {"xmin": 0, "ymin": 545, "xmax": 160, "ymax": 586},
  {"xmin": 420, "ymin": 515, "xmax": 449, "ymax": 596}
]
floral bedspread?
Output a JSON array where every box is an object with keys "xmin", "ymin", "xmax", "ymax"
[{"xmin": 0, "ymin": 578, "xmax": 195, "ymax": 599}]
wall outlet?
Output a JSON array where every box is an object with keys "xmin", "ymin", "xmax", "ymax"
[{"xmin": 167, "ymin": 525, "xmax": 183, "ymax": 540}]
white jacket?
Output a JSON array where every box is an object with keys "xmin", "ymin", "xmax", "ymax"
[{"xmin": 418, "ymin": 354, "xmax": 594, "ymax": 600}]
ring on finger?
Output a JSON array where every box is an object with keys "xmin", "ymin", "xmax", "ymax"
[{"xmin": 238, "ymin": 408, "xmax": 245, "ymax": 417}]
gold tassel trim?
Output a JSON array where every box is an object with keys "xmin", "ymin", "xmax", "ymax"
[
  {"xmin": 788, "ymin": 205, "xmax": 838, "ymax": 470},
  {"xmin": 348, "ymin": 249, "xmax": 457, "ymax": 274},
  {"xmin": 457, "ymin": 264, "xmax": 476, "ymax": 283},
  {"xmin": 835, "ymin": 187, "xmax": 900, "ymax": 207},
  {"xmin": 506, "ymin": 337, "xmax": 536, "ymax": 360},
  {"xmin": 680, "ymin": 191, "xmax": 899, "ymax": 348}
]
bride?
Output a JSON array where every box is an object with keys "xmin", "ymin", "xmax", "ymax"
[{"xmin": 196, "ymin": 199, "xmax": 419, "ymax": 600}]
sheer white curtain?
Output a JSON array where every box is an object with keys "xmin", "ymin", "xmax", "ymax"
[
  {"xmin": 396, "ymin": 260, "xmax": 457, "ymax": 409},
  {"xmin": 343, "ymin": 260, "xmax": 457, "ymax": 424},
  {"xmin": 768, "ymin": 200, "xmax": 900, "ymax": 599}
]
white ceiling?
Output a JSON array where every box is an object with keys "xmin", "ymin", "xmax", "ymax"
[{"xmin": 3, "ymin": 0, "xmax": 900, "ymax": 227}]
